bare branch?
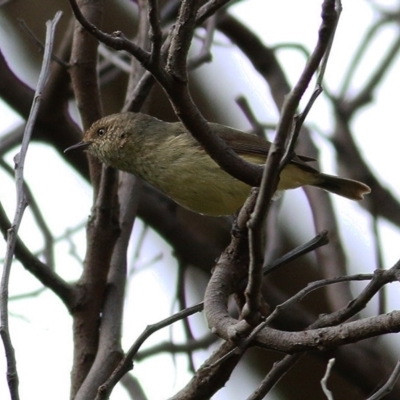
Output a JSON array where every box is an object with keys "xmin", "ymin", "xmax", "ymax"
[
  {"xmin": 95, "ymin": 302, "xmax": 204, "ymax": 399},
  {"xmin": 242, "ymin": 0, "xmax": 340, "ymax": 327},
  {"xmin": 321, "ymin": 358, "xmax": 335, "ymax": 400},
  {"xmin": 0, "ymin": 12, "xmax": 62, "ymax": 400},
  {"xmin": 136, "ymin": 334, "xmax": 217, "ymax": 361},
  {"xmin": 68, "ymin": 0, "xmax": 151, "ymax": 66}
]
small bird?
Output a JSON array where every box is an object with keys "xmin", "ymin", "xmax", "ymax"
[{"xmin": 64, "ymin": 112, "xmax": 371, "ymax": 216}]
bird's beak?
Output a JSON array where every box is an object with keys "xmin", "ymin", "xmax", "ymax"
[{"xmin": 64, "ymin": 141, "xmax": 91, "ymax": 153}]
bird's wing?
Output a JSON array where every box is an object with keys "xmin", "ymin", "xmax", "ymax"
[{"xmin": 212, "ymin": 124, "xmax": 318, "ymax": 172}]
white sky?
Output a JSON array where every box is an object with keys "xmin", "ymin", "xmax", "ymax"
[{"xmin": 1, "ymin": 1, "xmax": 400, "ymax": 399}]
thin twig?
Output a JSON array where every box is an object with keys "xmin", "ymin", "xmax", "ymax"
[
  {"xmin": 280, "ymin": 0, "xmax": 341, "ymax": 168},
  {"xmin": 266, "ymin": 273, "xmax": 374, "ymax": 326},
  {"xmin": 235, "ymin": 96, "xmax": 269, "ymax": 138},
  {"xmin": 0, "ymin": 201, "xmax": 73, "ymax": 308},
  {"xmin": 9, "ymin": 287, "xmax": 47, "ymax": 301},
  {"xmin": 338, "ymin": 13, "xmax": 389, "ymax": 99},
  {"xmin": 17, "ymin": 18, "xmax": 69, "ymax": 67},
  {"xmin": 95, "ymin": 302, "xmax": 204, "ymax": 400},
  {"xmin": 272, "ymin": 42, "xmax": 311, "ymax": 59},
  {"xmin": 237, "ymin": 273, "xmax": 374, "ymax": 354},
  {"xmin": 289, "ymin": 0, "xmax": 341, "ymax": 145},
  {"xmin": 261, "ymin": 230, "xmax": 329, "ymax": 276},
  {"xmin": 0, "ymin": 11, "xmax": 62, "ymax": 400},
  {"xmin": 344, "ymin": 24, "xmax": 400, "ymax": 115},
  {"xmin": 98, "ymin": 45, "xmax": 131, "ymax": 73},
  {"xmin": 0, "ymin": 123, "xmax": 25, "ymax": 157},
  {"xmin": 136, "ymin": 333, "xmax": 217, "ymax": 361},
  {"xmin": 321, "ymin": 358, "xmax": 335, "ymax": 400},
  {"xmin": 246, "ymin": 353, "xmax": 303, "ymax": 400},
  {"xmin": 243, "ymin": 0, "xmax": 339, "ymax": 327}
]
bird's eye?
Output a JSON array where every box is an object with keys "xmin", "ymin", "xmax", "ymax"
[{"xmin": 97, "ymin": 128, "xmax": 105, "ymax": 137}]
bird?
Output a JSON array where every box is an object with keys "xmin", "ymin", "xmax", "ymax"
[{"xmin": 64, "ymin": 112, "xmax": 371, "ymax": 216}]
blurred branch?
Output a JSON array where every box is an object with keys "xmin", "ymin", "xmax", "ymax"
[
  {"xmin": 176, "ymin": 262, "xmax": 196, "ymax": 372},
  {"xmin": 261, "ymin": 230, "xmax": 329, "ymax": 276},
  {"xmin": 329, "ymin": 7, "xmax": 400, "ymax": 231},
  {"xmin": 171, "ymin": 342, "xmax": 243, "ymax": 400},
  {"xmin": 217, "ymin": 13, "xmax": 290, "ymax": 109},
  {"xmin": 248, "ymin": 353, "xmax": 303, "ymax": 399},
  {"xmin": 342, "ymin": 30, "xmax": 400, "ymax": 115},
  {"xmin": 304, "ymin": 178, "xmax": 353, "ymax": 309},
  {"xmin": 332, "ymin": 114, "xmax": 400, "ymax": 229},
  {"xmin": 0, "ymin": 123, "xmax": 25, "ymax": 157},
  {"xmin": 138, "ymin": 184, "xmax": 230, "ymax": 270},
  {"xmin": 188, "ymin": 14, "xmax": 216, "ymax": 69},
  {"xmin": 120, "ymin": 374, "xmax": 148, "ymax": 400},
  {"xmin": 136, "ymin": 333, "xmax": 217, "ymax": 361},
  {"xmin": 0, "ymin": 201, "xmax": 73, "ymax": 307},
  {"xmin": 0, "ymin": 50, "xmax": 35, "ymax": 116},
  {"xmin": 235, "ymin": 96, "xmax": 269, "ymax": 138},
  {"xmin": 0, "ymin": 159, "xmax": 55, "ymax": 268},
  {"xmin": 9, "ymin": 286, "xmax": 47, "ymax": 301},
  {"xmin": 367, "ymin": 358, "xmax": 400, "ymax": 400},
  {"xmin": 17, "ymin": 18, "xmax": 69, "ymax": 67},
  {"xmin": 338, "ymin": 10, "xmax": 400, "ymax": 108}
]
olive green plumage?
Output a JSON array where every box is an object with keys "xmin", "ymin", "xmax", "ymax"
[{"xmin": 66, "ymin": 112, "xmax": 371, "ymax": 216}]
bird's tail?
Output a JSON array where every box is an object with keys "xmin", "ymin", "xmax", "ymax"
[{"xmin": 313, "ymin": 173, "xmax": 371, "ymax": 200}]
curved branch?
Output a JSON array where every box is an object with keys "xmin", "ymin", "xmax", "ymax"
[
  {"xmin": 255, "ymin": 310, "xmax": 400, "ymax": 352},
  {"xmin": 68, "ymin": 0, "xmax": 151, "ymax": 66}
]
